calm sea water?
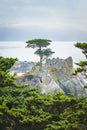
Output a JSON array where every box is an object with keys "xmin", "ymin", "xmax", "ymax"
[{"xmin": 0, "ymin": 41, "xmax": 86, "ymax": 66}]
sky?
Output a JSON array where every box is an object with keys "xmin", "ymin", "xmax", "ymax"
[{"xmin": 0, "ymin": 0, "xmax": 87, "ymax": 41}]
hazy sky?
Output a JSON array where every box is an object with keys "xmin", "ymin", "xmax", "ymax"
[{"xmin": 0, "ymin": 0, "xmax": 87, "ymax": 41}]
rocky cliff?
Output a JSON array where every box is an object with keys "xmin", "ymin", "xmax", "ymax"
[{"xmin": 10, "ymin": 57, "xmax": 87, "ymax": 97}]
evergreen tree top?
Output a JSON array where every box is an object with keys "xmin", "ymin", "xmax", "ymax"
[{"xmin": 26, "ymin": 38, "xmax": 51, "ymax": 48}]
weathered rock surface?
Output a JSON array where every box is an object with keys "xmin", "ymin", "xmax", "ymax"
[
  {"xmin": 10, "ymin": 57, "xmax": 87, "ymax": 97},
  {"xmin": 10, "ymin": 61, "xmax": 35, "ymax": 75}
]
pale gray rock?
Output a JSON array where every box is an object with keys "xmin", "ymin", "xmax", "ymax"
[
  {"xmin": 39, "ymin": 79, "xmax": 64, "ymax": 94},
  {"xmin": 46, "ymin": 57, "xmax": 73, "ymax": 81},
  {"xmin": 10, "ymin": 61, "xmax": 35, "ymax": 75},
  {"xmin": 10, "ymin": 57, "xmax": 87, "ymax": 97},
  {"xmin": 58, "ymin": 77, "xmax": 87, "ymax": 97}
]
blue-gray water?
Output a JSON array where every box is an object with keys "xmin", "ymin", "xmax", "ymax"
[{"xmin": 0, "ymin": 41, "xmax": 86, "ymax": 66}]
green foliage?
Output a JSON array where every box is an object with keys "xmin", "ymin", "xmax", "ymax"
[
  {"xmin": 26, "ymin": 39, "xmax": 51, "ymax": 48},
  {"xmin": 0, "ymin": 57, "xmax": 18, "ymax": 88},
  {"xmin": 73, "ymin": 61, "xmax": 87, "ymax": 75},
  {"xmin": 1, "ymin": 86, "xmax": 87, "ymax": 130},
  {"xmin": 0, "ymin": 71, "xmax": 17, "ymax": 88},
  {"xmin": 35, "ymin": 48, "xmax": 54, "ymax": 59},
  {"xmin": 75, "ymin": 42, "xmax": 87, "ymax": 58},
  {"xmin": 75, "ymin": 61, "xmax": 87, "ymax": 67},
  {"xmin": 1, "ymin": 56, "xmax": 87, "ymax": 130},
  {"xmin": 74, "ymin": 42, "xmax": 87, "ymax": 79},
  {"xmin": 72, "ymin": 67, "xmax": 86, "ymax": 75},
  {"xmin": 0, "ymin": 56, "xmax": 17, "ymax": 71},
  {"xmin": 43, "ymin": 48, "xmax": 54, "ymax": 58},
  {"xmin": 35, "ymin": 48, "xmax": 44, "ymax": 57},
  {"xmin": 45, "ymin": 97, "xmax": 87, "ymax": 130},
  {"xmin": 26, "ymin": 38, "xmax": 54, "ymax": 71},
  {"xmin": 35, "ymin": 61, "xmax": 40, "ymax": 66}
]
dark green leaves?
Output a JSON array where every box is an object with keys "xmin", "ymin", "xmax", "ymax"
[
  {"xmin": 0, "ymin": 56, "xmax": 17, "ymax": 71},
  {"xmin": 75, "ymin": 42, "xmax": 87, "ymax": 59},
  {"xmin": 26, "ymin": 39, "xmax": 51, "ymax": 48},
  {"xmin": 26, "ymin": 38, "xmax": 54, "ymax": 71}
]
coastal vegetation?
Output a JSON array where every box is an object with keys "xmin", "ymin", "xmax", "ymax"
[
  {"xmin": 73, "ymin": 42, "xmax": 87, "ymax": 77},
  {"xmin": 26, "ymin": 39, "xmax": 54, "ymax": 71},
  {"xmin": 0, "ymin": 41, "xmax": 87, "ymax": 130}
]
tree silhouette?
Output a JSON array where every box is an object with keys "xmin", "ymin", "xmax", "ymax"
[{"xmin": 26, "ymin": 39, "xmax": 54, "ymax": 71}]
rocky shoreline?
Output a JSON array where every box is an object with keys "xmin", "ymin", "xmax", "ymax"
[{"xmin": 10, "ymin": 57, "xmax": 87, "ymax": 97}]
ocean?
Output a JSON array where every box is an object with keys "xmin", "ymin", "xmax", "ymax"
[{"xmin": 0, "ymin": 41, "xmax": 86, "ymax": 67}]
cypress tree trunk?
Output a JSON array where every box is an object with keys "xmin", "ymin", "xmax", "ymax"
[{"xmin": 39, "ymin": 47, "xmax": 43, "ymax": 71}]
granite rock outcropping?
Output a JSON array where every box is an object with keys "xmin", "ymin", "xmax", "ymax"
[{"xmin": 10, "ymin": 57, "xmax": 87, "ymax": 97}]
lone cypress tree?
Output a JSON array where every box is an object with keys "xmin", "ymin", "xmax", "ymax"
[{"xmin": 26, "ymin": 39, "xmax": 54, "ymax": 71}]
